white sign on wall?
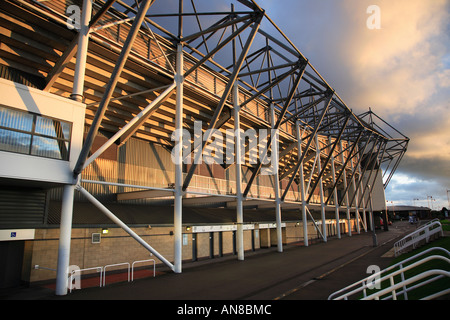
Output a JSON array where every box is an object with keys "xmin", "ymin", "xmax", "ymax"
[
  {"xmin": 192, "ymin": 224, "xmax": 255, "ymax": 233},
  {"xmin": 0, "ymin": 229, "xmax": 35, "ymax": 241}
]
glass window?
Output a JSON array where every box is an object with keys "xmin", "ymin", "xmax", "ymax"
[
  {"xmin": 35, "ymin": 116, "xmax": 71, "ymax": 140},
  {"xmin": 0, "ymin": 105, "xmax": 72, "ymax": 161},
  {"xmin": 0, "ymin": 128, "xmax": 31, "ymax": 154},
  {"xmin": 31, "ymin": 136, "xmax": 69, "ymax": 160},
  {"xmin": 0, "ymin": 107, "xmax": 33, "ymax": 131}
]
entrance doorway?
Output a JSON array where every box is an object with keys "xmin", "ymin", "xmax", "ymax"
[{"xmin": 0, "ymin": 241, "xmax": 25, "ymax": 289}]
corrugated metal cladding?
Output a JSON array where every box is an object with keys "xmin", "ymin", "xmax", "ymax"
[
  {"xmin": 0, "ymin": 65, "xmax": 45, "ymax": 89},
  {"xmin": 0, "ymin": 187, "xmax": 47, "ymax": 228}
]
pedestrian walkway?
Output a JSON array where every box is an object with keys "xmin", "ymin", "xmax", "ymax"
[{"xmin": 1, "ymin": 221, "xmax": 418, "ymax": 300}]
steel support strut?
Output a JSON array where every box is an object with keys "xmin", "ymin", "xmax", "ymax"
[
  {"xmin": 270, "ymin": 104, "xmax": 283, "ymax": 252},
  {"xmin": 329, "ymin": 136, "xmax": 340, "ymax": 239},
  {"xmin": 173, "ymin": 43, "xmax": 184, "ymax": 273},
  {"xmin": 306, "ymin": 114, "xmax": 350, "ymax": 203},
  {"xmin": 55, "ymin": 0, "xmax": 92, "ymax": 296},
  {"xmin": 183, "ymin": 12, "xmax": 264, "ymax": 191},
  {"xmin": 281, "ymin": 93, "xmax": 333, "ymax": 201},
  {"xmin": 73, "ymin": 0, "xmax": 154, "ymax": 178},
  {"xmin": 315, "ymin": 134, "xmax": 327, "ymax": 242},
  {"xmin": 243, "ymin": 61, "xmax": 308, "ymax": 198},
  {"xmin": 234, "ymin": 83, "xmax": 245, "ymax": 260},
  {"xmin": 296, "ymin": 121, "xmax": 308, "ymax": 246},
  {"xmin": 77, "ymin": 185, "xmax": 174, "ymax": 269}
]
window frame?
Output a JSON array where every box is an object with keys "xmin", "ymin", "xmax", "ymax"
[{"xmin": 0, "ymin": 105, "xmax": 72, "ymax": 161}]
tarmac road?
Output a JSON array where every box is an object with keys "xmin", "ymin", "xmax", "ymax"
[{"xmin": 59, "ymin": 220, "xmax": 416, "ymax": 300}]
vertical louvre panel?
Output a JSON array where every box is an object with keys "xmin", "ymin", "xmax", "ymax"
[{"xmin": 0, "ymin": 187, "xmax": 46, "ymax": 228}]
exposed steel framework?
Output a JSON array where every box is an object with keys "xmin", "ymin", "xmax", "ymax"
[{"xmin": 0, "ymin": 0, "xmax": 409, "ymax": 295}]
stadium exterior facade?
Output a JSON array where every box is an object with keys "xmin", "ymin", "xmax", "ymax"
[{"xmin": 0, "ymin": 0, "xmax": 408, "ymax": 295}]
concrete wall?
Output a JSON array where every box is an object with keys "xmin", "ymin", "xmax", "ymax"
[
  {"xmin": 0, "ymin": 79, "xmax": 85, "ymax": 185},
  {"xmin": 363, "ymin": 169, "xmax": 386, "ymax": 212}
]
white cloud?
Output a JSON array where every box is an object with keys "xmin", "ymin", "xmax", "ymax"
[
  {"xmin": 255, "ymin": 0, "xmax": 450, "ymax": 208},
  {"xmin": 335, "ymin": 0, "xmax": 450, "ymax": 116}
]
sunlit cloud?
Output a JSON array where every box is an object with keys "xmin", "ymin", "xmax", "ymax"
[
  {"xmin": 334, "ymin": 0, "xmax": 450, "ymax": 117},
  {"xmin": 256, "ymin": 0, "xmax": 450, "ymax": 208}
]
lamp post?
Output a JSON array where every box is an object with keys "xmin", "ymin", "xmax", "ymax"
[
  {"xmin": 427, "ymin": 195, "xmax": 436, "ymax": 211},
  {"xmin": 368, "ymin": 185, "xmax": 377, "ymax": 247}
]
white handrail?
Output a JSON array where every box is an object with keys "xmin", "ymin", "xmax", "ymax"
[
  {"xmin": 344, "ymin": 255, "xmax": 449, "ymax": 300},
  {"xmin": 394, "ymin": 220, "xmax": 443, "ymax": 256},
  {"xmin": 61, "ymin": 258, "xmax": 158, "ymax": 292},
  {"xmin": 131, "ymin": 259, "xmax": 156, "ymax": 281},
  {"xmin": 103, "ymin": 262, "xmax": 130, "ymax": 286},
  {"xmin": 34, "ymin": 265, "xmax": 56, "ymax": 272},
  {"xmin": 380, "ymin": 274, "xmax": 445, "ymax": 300},
  {"xmin": 362, "ymin": 269, "xmax": 450, "ymax": 300},
  {"xmin": 328, "ymin": 247, "xmax": 450, "ymax": 300},
  {"xmin": 69, "ymin": 267, "xmax": 103, "ymax": 292}
]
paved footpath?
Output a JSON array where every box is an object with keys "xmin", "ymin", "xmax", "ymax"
[{"xmin": 2, "ymin": 221, "xmax": 417, "ymax": 301}]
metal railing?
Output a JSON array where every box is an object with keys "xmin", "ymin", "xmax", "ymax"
[
  {"xmin": 394, "ymin": 219, "xmax": 443, "ymax": 256},
  {"xmin": 34, "ymin": 265, "xmax": 56, "ymax": 272},
  {"xmin": 328, "ymin": 247, "xmax": 450, "ymax": 300},
  {"xmin": 103, "ymin": 262, "xmax": 130, "ymax": 287},
  {"xmin": 34, "ymin": 258, "xmax": 158, "ymax": 292},
  {"xmin": 131, "ymin": 259, "xmax": 156, "ymax": 281},
  {"xmin": 362, "ymin": 269, "xmax": 450, "ymax": 300},
  {"xmin": 69, "ymin": 267, "xmax": 103, "ymax": 293}
]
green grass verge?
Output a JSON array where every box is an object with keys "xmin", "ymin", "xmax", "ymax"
[
  {"xmin": 441, "ymin": 220, "xmax": 450, "ymax": 232},
  {"xmin": 364, "ymin": 237, "xmax": 450, "ymax": 300}
]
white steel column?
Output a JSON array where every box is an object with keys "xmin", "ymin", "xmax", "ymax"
[
  {"xmin": 339, "ymin": 140, "xmax": 351, "ymax": 236},
  {"xmin": 55, "ymin": 184, "xmax": 76, "ymax": 295},
  {"xmin": 233, "ymin": 83, "xmax": 244, "ymax": 261},
  {"xmin": 350, "ymin": 153, "xmax": 361, "ymax": 234},
  {"xmin": 296, "ymin": 121, "xmax": 308, "ymax": 246},
  {"xmin": 174, "ymin": 43, "xmax": 184, "ymax": 273},
  {"xmin": 270, "ymin": 104, "xmax": 283, "ymax": 253},
  {"xmin": 359, "ymin": 171, "xmax": 368, "ymax": 231},
  {"xmin": 330, "ymin": 136, "xmax": 340, "ymax": 239},
  {"xmin": 315, "ymin": 134, "xmax": 327, "ymax": 242},
  {"xmin": 70, "ymin": 0, "xmax": 92, "ymax": 102},
  {"xmin": 56, "ymin": 0, "xmax": 92, "ymax": 296}
]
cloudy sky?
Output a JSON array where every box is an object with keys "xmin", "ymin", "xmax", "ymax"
[
  {"xmin": 148, "ymin": 0, "xmax": 449, "ymax": 209},
  {"xmin": 249, "ymin": 0, "xmax": 450, "ymax": 209}
]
